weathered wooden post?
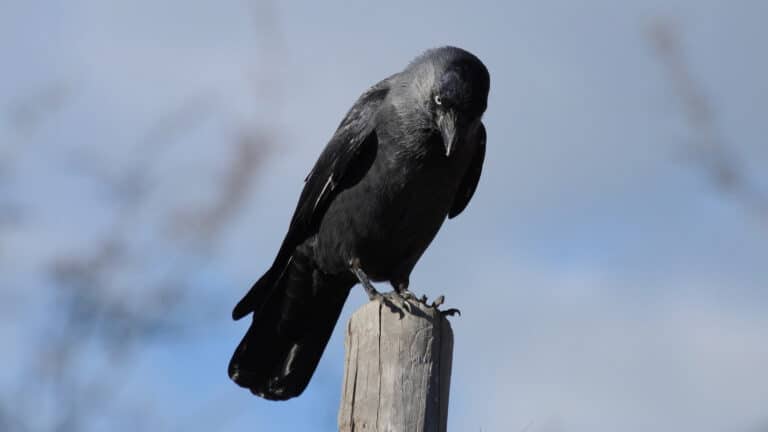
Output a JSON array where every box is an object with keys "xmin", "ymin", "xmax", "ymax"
[{"xmin": 338, "ymin": 299, "xmax": 454, "ymax": 432}]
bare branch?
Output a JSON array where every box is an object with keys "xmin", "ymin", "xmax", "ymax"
[
  {"xmin": 5, "ymin": 80, "xmax": 76, "ymax": 135},
  {"xmin": 650, "ymin": 19, "xmax": 768, "ymax": 223}
]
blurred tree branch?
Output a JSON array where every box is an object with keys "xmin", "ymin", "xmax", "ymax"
[
  {"xmin": 6, "ymin": 80, "xmax": 76, "ymax": 137},
  {"xmin": 0, "ymin": 95, "xmax": 272, "ymax": 430},
  {"xmin": 1, "ymin": 3, "xmax": 280, "ymax": 428},
  {"xmin": 650, "ymin": 19, "xmax": 768, "ymax": 224}
]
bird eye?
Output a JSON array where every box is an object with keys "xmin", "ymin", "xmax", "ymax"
[{"xmin": 434, "ymin": 95, "xmax": 442, "ymax": 106}]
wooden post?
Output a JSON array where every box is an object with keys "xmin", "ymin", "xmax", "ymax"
[{"xmin": 338, "ymin": 299, "xmax": 454, "ymax": 432}]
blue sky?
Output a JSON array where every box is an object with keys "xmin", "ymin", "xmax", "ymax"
[{"xmin": 2, "ymin": 1, "xmax": 768, "ymax": 431}]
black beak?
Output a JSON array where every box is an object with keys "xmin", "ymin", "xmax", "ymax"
[{"xmin": 437, "ymin": 110, "xmax": 458, "ymax": 157}]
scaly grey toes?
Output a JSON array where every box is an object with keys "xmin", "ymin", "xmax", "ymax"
[
  {"xmin": 382, "ymin": 291, "xmax": 415, "ymax": 314},
  {"xmin": 373, "ymin": 293, "xmax": 404, "ymax": 317},
  {"xmin": 372, "ymin": 291, "xmax": 414, "ymax": 316},
  {"xmin": 440, "ymin": 308, "xmax": 461, "ymax": 317},
  {"xmin": 389, "ymin": 291, "xmax": 413, "ymax": 313},
  {"xmin": 428, "ymin": 295, "xmax": 460, "ymax": 317},
  {"xmin": 399, "ymin": 289, "xmax": 419, "ymax": 301}
]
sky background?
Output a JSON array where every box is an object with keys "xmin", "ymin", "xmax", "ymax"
[{"xmin": 2, "ymin": 0, "xmax": 768, "ymax": 431}]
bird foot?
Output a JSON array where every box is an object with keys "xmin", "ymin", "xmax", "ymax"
[
  {"xmin": 367, "ymin": 291, "xmax": 412, "ymax": 317},
  {"xmin": 398, "ymin": 289, "xmax": 419, "ymax": 301},
  {"xmin": 386, "ymin": 291, "xmax": 413, "ymax": 314},
  {"xmin": 429, "ymin": 294, "xmax": 461, "ymax": 317},
  {"xmin": 400, "ymin": 291, "xmax": 462, "ymax": 317},
  {"xmin": 385, "ymin": 291, "xmax": 460, "ymax": 317}
]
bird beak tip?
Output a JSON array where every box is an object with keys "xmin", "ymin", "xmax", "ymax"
[{"xmin": 438, "ymin": 112, "xmax": 457, "ymax": 158}]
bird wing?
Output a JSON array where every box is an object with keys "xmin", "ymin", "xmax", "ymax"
[
  {"xmin": 232, "ymin": 78, "xmax": 390, "ymax": 320},
  {"xmin": 448, "ymin": 122, "xmax": 486, "ymax": 219},
  {"xmin": 285, "ymin": 78, "xmax": 390, "ymax": 245}
]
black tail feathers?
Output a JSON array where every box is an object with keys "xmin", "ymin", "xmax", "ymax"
[
  {"xmin": 232, "ymin": 261, "xmax": 284, "ymax": 321},
  {"xmin": 228, "ymin": 255, "xmax": 352, "ymax": 400}
]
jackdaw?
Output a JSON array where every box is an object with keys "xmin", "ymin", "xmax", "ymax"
[{"xmin": 229, "ymin": 46, "xmax": 490, "ymax": 400}]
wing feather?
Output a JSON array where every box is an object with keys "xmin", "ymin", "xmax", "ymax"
[
  {"xmin": 448, "ymin": 123, "xmax": 486, "ymax": 219},
  {"xmin": 232, "ymin": 78, "xmax": 391, "ymax": 319}
]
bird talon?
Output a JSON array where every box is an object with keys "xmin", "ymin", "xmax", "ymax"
[
  {"xmin": 431, "ymin": 295, "xmax": 445, "ymax": 308},
  {"xmin": 440, "ymin": 308, "xmax": 461, "ymax": 317},
  {"xmin": 372, "ymin": 292, "xmax": 406, "ymax": 317},
  {"xmin": 390, "ymin": 292, "xmax": 413, "ymax": 313},
  {"xmin": 402, "ymin": 300, "xmax": 412, "ymax": 313}
]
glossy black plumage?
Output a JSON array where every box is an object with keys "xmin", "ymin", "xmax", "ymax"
[{"xmin": 229, "ymin": 46, "xmax": 490, "ymax": 400}]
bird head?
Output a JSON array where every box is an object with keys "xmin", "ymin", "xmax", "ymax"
[{"xmin": 405, "ymin": 47, "xmax": 490, "ymax": 157}]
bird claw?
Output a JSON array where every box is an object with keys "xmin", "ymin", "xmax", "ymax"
[
  {"xmin": 376, "ymin": 291, "xmax": 459, "ymax": 317},
  {"xmin": 440, "ymin": 307, "xmax": 461, "ymax": 317},
  {"xmin": 371, "ymin": 292, "xmax": 403, "ymax": 317},
  {"xmin": 370, "ymin": 291, "xmax": 411, "ymax": 317},
  {"xmin": 387, "ymin": 291, "xmax": 413, "ymax": 313},
  {"xmin": 350, "ymin": 260, "xmax": 413, "ymax": 316},
  {"xmin": 429, "ymin": 294, "xmax": 460, "ymax": 317},
  {"xmin": 354, "ymin": 259, "xmax": 457, "ymax": 317}
]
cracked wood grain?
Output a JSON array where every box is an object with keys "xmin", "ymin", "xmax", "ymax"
[{"xmin": 338, "ymin": 300, "xmax": 454, "ymax": 432}]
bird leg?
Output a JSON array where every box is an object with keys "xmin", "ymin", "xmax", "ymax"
[
  {"xmin": 350, "ymin": 258, "xmax": 381, "ymax": 301},
  {"xmin": 350, "ymin": 258, "xmax": 411, "ymax": 314}
]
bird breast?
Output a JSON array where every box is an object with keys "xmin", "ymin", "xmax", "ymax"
[{"xmin": 314, "ymin": 131, "xmax": 470, "ymax": 280}]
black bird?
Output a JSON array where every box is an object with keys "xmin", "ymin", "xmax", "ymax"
[{"xmin": 229, "ymin": 46, "xmax": 490, "ymax": 400}]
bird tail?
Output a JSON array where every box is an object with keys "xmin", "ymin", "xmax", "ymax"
[{"xmin": 228, "ymin": 253, "xmax": 352, "ymax": 400}]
